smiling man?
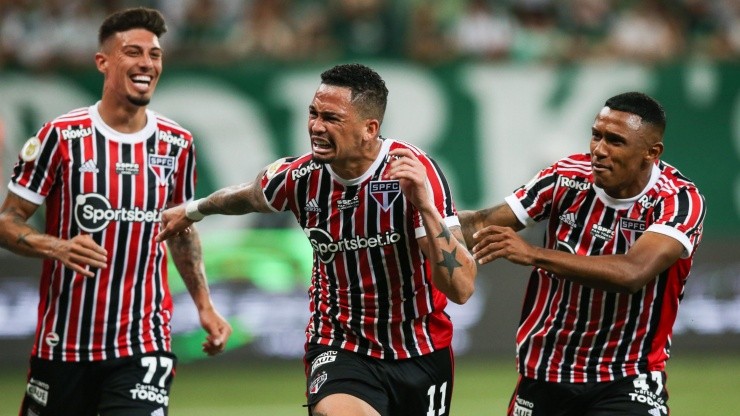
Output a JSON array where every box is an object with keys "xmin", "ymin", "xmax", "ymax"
[
  {"xmin": 459, "ymin": 92, "xmax": 706, "ymax": 416},
  {"xmin": 0, "ymin": 8, "xmax": 231, "ymax": 416}
]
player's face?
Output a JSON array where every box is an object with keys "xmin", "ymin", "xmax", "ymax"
[
  {"xmin": 97, "ymin": 28, "xmax": 162, "ymax": 107},
  {"xmin": 590, "ymin": 107, "xmax": 659, "ymax": 199},
  {"xmin": 308, "ymin": 84, "xmax": 368, "ymax": 165}
]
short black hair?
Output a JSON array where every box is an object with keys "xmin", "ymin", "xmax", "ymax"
[
  {"xmin": 604, "ymin": 92, "xmax": 666, "ymax": 134},
  {"xmin": 320, "ymin": 63, "xmax": 389, "ymax": 123},
  {"xmin": 98, "ymin": 7, "xmax": 167, "ymax": 46}
]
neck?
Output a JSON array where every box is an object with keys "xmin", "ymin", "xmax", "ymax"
[
  {"xmin": 98, "ymin": 97, "xmax": 148, "ymax": 134},
  {"xmin": 331, "ymin": 137, "xmax": 383, "ymax": 180}
]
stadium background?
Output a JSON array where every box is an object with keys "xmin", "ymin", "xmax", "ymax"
[{"xmin": 0, "ymin": 0, "xmax": 739, "ymax": 414}]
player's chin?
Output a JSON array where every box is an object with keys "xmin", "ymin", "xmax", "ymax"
[
  {"xmin": 311, "ymin": 153, "xmax": 333, "ymax": 165},
  {"xmin": 592, "ymin": 174, "xmax": 609, "ymax": 189},
  {"xmin": 127, "ymin": 94, "xmax": 151, "ymax": 107}
]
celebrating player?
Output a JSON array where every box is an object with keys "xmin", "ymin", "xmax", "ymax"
[
  {"xmin": 156, "ymin": 63, "xmax": 477, "ymax": 416},
  {"xmin": 0, "ymin": 7, "xmax": 231, "ymax": 416},
  {"xmin": 460, "ymin": 91, "xmax": 706, "ymax": 415}
]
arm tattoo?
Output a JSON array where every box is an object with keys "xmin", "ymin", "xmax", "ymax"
[
  {"xmin": 437, "ymin": 247, "xmax": 462, "ymax": 277},
  {"xmin": 167, "ymin": 234, "xmax": 206, "ymax": 293},
  {"xmin": 435, "ymin": 221, "xmax": 452, "ymax": 244}
]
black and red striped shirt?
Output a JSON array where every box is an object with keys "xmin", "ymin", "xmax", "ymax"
[
  {"xmin": 261, "ymin": 138, "xmax": 458, "ymax": 359},
  {"xmin": 506, "ymin": 153, "xmax": 705, "ymax": 382},
  {"xmin": 9, "ymin": 103, "xmax": 196, "ymax": 361}
]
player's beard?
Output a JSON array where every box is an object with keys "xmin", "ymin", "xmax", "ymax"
[
  {"xmin": 127, "ymin": 95, "xmax": 151, "ymax": 107},
  {"xmin": 311, "ymin": 154, "xmax": 332, "ymax": 165}
]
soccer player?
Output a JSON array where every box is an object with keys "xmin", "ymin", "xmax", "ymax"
[
  {"xmin": 0, "ymin": 8, "xmax": 231, "ymax": 416},
  {"xmin": 156, "ymin": 63, "xmax": 477, "ymax": 416},
  {"xmin": 459, "ymin": 92, "xmax": 706, "ymax": 415}
]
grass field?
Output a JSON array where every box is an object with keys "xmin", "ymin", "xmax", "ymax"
[{"xmin": 1, "ymin": 353, "xmax": 738, "ymax": 415}]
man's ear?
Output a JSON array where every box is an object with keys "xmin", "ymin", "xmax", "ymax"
[
  {"xmin": 94, "ymin": 52, "xmax": 107, "ymax": 74},
  {"xmin": 647, "ymin": 140, "xmax": 664, "ymax": 163},
  {"xmin": 365, "ymin": 118, "xmax": 380, "ymax": 139}
]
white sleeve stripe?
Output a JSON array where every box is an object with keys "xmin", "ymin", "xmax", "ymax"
[
  {"xmin": 505, "ymin": 194, "xmax": 536, "ymax": 227},
  {"xmin": 7, "ymin": 182, "xmax": 45, "ymax": 205},
  {"xmin": 645, "ymin": 224, "xmax": 693, "ymax": 258},
  {"xmin": 414, "ymin": 216, "xmax": 461, "ymax": 239}
]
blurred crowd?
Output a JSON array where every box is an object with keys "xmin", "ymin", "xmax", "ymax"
[{"xmin": 1, "ymin": 0, "xmax": 739, "ymax": 71}]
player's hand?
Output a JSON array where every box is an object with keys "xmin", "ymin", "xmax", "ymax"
[
  {"xmin": 51, "ymin": 234, "xmax": 108, "ymax": 277},
  {"xmin": 156, "ymin": 205, "xmax": 193, "ymax": 242},
  {"xmin": 199, "ymin": 307, "xmax": 232, "ymax": 356},
  {"xmin": 472, "ymin": 225, "xmax": 535, "ymax": 266},
  {"xmin": 387, "ymin": 148, "xmax": 432, "ymax": 211}
]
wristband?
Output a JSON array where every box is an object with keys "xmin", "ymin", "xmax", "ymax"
[{"xmin": 185, "ymin": 199, "xmax": 206, "ymax": 222}]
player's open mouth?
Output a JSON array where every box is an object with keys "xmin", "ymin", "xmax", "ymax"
[
  {"xmin": 312, "ymin": 139, "xmax": 333, "ymax": 152},
  {"xmin": 130, "ymin": 75, "xmax": 152, "ymax": 92}
]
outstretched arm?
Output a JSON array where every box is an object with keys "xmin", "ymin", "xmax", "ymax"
[
  {"xmin": 472, "ymin": 225, "xmax": 684, "ymax": 293},
  {"xmin": 388, "ymin": 148, "xmax": 477, "ymax": 304},
  {"xmin": 458, "ymin": 203, "xmax": 524, "ymax": 250},
  {"xmin": 166, "ymin": 226, "xmax": 231, "ymax": 356},
  {"xmin": 0, "ymin": 192, "xmax": 108, "ymax": 277},
  {"xmin": 156, "ymin": 169, "xmax": 271, "ymax": 242}
]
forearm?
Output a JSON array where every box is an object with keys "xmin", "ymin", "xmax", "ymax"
[
  {"xmin": 458, "ymin": 210, "xmax": 483, "ymax": 249},
  {"xmin": 531, "ymin": 248, "xmax": 652, "ymax": 293},
  {"xmin": 420, "ymin": 208, "xmax": 477, "ymax": 304},
  {"xmin": 167, "ymin": 227, "xmax": 214, "ymax": 311},
  {"xmin": 0, "ymin": 209, "xmax": 58, "ymax": 259},
  {"xmin": 196, "ymin": 168, "xmax": 271, "ymax": 217},
  {"xmin": 459, "ymin": 203, "xmax": 523, "ymax": 249}
]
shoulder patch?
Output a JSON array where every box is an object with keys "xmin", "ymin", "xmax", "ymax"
[
  {"xmin": 266, "ymin": 158, "xmax": 287, "ymax": 180},
  {"xmin": 20, "ymin": 137, "xmax": 41, "ymax": 162}
]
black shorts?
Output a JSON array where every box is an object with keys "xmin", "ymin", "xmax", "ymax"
[
  {"xmin": 508, "ymin": 372, "xmax": 669, "ymax": 416},
  {"xmin": 20, "ymin": 351, "xmax": 177, "ymax": 416},
  {"xmin": 305, "ymin": 344, "xmax": 454, "ymax": 416}
]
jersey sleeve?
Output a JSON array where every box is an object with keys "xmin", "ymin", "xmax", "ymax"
[
  {"xmin": 260, "ymin": 157, "xmax": 295, "ymax": 212},
  {"xmin": 414, "ymin": 155, "xmax": 459, "ymax": 239},
  {"xmin": 504, "ymin": 162, "xmax": 559, "ymax": 227},
  {"xmin": 7, "ymin": 123, "xmax": 62, "ymax": 205},
  {"xmin": 646, "ymin": 186, "xmax": 706, "ymax": 258}
]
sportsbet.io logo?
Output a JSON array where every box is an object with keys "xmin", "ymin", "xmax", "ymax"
[
  {"xmin": 306, "ymin": 227, "xmax": 401, "ymax": 263},
  {"xmin": 74, "ymin": 193, "xmax": 161, "ymax": 233}
]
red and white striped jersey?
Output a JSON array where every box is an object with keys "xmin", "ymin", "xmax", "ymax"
[
  {"xmin": 261, "ymin": 138, "xmax": 459, "ymax": 359},
  {"xmin": 505, "ymin": 153, "xmax": 705, "ymax": 382},
  {"xmin": 8, "ymin": 103, "xmax": 196, "ymax": 361}
]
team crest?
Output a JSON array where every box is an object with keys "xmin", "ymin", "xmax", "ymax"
[
  {"xmin": 309, "ymin": 371, "xmax": 328, "ymax": 395},
  {"xmin": 369, "ymin": 180, "xmax": 401, "ymax": 211},
  {"xmin": 148, "ymin": 154, "xmax": 175, "ymax": 186},
  {"xmin": 619, "ymin": 217, "xmax": 646, "ymax": 245}
]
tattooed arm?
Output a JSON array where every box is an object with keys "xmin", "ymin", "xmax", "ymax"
[
  {"xmin": 418, "ymin": 220, "xmax": 477, "ymax": 304},
  {"xmin": 458, "ymin": 203, "xmax": 524, "ymax": 250},
  {"xmin": 0, "ymin": 192, "xmax": 108, "ymax": 277},
  {"xmin": 387, "ymin": 148, "xmax": 477, "ymax": 304},
  {"xmin": 156, "ymin": 169, "xmax": 272, "ymax": 242},
  {"xmin": 166, "ymin": 226, "xmax": 232, "ymax": 355}
]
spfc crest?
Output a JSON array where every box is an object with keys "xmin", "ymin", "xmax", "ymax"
[
  {"xmin": 369, "ymin": 180, "xmax": 401, "ymax": 211},
  {"xmin": 148, "ymin": 154, "xmax": 175, "ymax": 186},
  {"xmin": 619, "ymin": 217, "xmax": 646, "ymax": 245}
]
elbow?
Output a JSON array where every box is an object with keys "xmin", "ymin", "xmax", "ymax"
[
  {"xmin": 448, "ymin": 287, "xmax": 474, "ymax": 305},
  {"xmin": 622, "ymin": 276, "xmax": 654, "ymax": 294},
  {"xmin": 609, "ymin": 269, "xmax": 654, "ymax": 294},
  {"xmin": 448, "ymin": 274, "xmax": 476, "ymax": 305}
]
